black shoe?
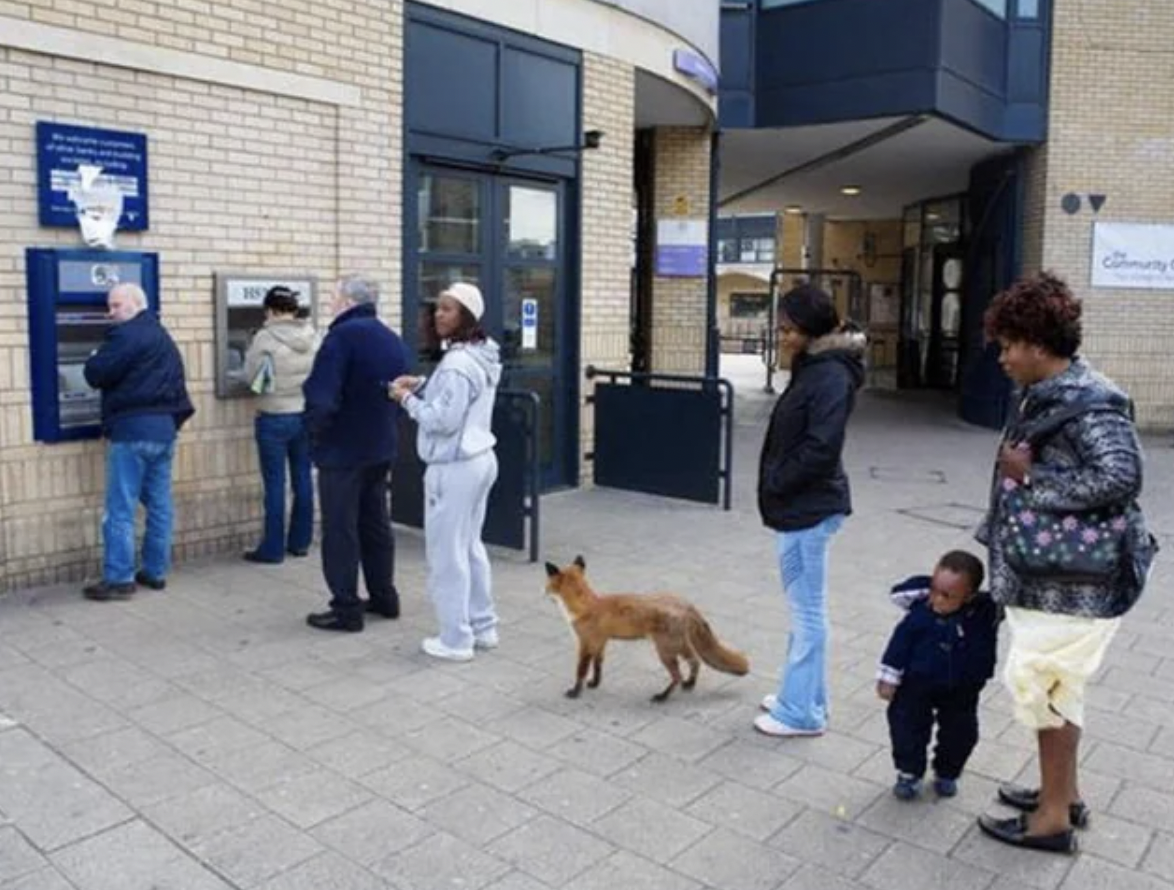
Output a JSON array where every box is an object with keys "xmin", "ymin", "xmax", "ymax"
[
  {"xmin": 83, "ymin": 581, "xmax": 136, "ymax": 601},
  {"xmin": 306, "ymin": 611, "xmax": 363, "ymax": 633},
  {"xmin": 243, "ymin": 550, "xmax": 283, "ymax": 565},
  {"xmin": 977, "ymin": 813, "xmax": 1077, "ymax": 854},
  {"xmin": 287, "ymin": 548, "xmax": 309, "ymax": 558},
  {"xmin": 134, "ymin": 571, "xmax": 166, "ymax": 591},
  {"xmin": 997, "ymin": 784, "xmax": 1090, "ymax": 829},
  {"xmin": 364, "ymin": 592, "xmax": 400, "ymax": 619}
]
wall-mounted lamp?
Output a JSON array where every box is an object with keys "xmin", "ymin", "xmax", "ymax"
[{"xmin": 491, "ymin": 130, "xmax": 605, "ymax": 163}]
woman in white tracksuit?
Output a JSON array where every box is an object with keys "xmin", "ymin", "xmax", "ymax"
[{"xmin": 391, "ymin": 282, "xmax": 502, "ymax": 662}]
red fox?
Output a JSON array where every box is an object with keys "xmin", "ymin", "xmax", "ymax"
[{"xmin": 544, "ymin": 556, "xmax": 750, "ymax": 703}]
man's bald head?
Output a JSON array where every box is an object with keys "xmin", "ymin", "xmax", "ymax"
[{"xmin": 107, "ymin": 283, "xmax": 147, "ymax": 323}]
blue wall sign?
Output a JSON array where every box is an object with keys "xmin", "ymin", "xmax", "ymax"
[
  {"xmin": 656, "ymin": 218, "xmax": 709, "ymax": 278},
  {"xmin": 673, "ymin": 49, "xmax": 719, "ymax": 95},
  {"xmin": 36, "ymin": 122, "xmax": 149, "ymax": 230}
]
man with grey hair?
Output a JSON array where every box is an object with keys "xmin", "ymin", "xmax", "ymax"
[
  {"xmin": 82, "ymin": 282, "xmax": 194, "ymax": 601},
  {"xmin": 302, "ymin": 274, "xmax": 409, "ymax": 632}
]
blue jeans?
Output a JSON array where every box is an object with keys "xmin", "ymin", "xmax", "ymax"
[
  {"xmin": 254, "ymin": 412, "xmax": 314, "ymax": 560},
  {"xmin": 103, "ymin": 440, "xmax": 176, "ymax": 584},
  {"xmin": 770, "ymin": 514, "xmax": 845, "ymax": 731}
]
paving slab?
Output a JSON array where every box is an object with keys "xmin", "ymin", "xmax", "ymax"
[{"xmin": 1, "ymin": 384, "xmax": 1172, "ymax": 889}]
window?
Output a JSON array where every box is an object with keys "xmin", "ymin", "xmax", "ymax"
[
  {"xmin": 718, "ymin": 238, "xmax": 740, "ymax": 263},
  {"xmin": 760, "ymin": 0, "xmax": 820, "ymax": 7},
  {"xmin": 740, "ymin": 237, "xmax": 775, "ymax": 263},
  {"xmin": 730, "ymin": 293, "xmax": 770, "ymax": 318},
  {"xmin": 1016, "ymin": 0, "xmax": 1039, "ymax": 17},
  {"xmin": 969, "ymin": 0, "xmax": 1007, "ymax": 17}
]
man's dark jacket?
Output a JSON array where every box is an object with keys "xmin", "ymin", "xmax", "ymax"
[
  {"xmin": 83, "ymin": 310, "xmax": 194, "ymax": 434},
  {"xmin": 757, "ymin": 330, "xmax": 866, "ymax": 531},
  {"xmin": 303, "ymin": 302, "xmax": 409, "ymax": 469}
]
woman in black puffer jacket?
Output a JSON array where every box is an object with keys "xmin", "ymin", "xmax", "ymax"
[{"xmin": 754, "ymin": 284, "xmax": 866, "ymax": 739}]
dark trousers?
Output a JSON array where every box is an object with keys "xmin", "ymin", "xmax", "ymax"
[
  {"xmin": 317, "ymin": 462, "xmax": 396, "ymax": 620},
  {"xmin": 887, "ymin": 679, "xmax": 982, "ymax": 780}
]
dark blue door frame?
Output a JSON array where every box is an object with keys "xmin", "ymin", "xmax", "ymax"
[{"xmin": 404, "ymin": 159, "xmax": 579, "ymax": 490}]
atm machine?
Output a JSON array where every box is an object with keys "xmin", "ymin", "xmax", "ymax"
[
  {"xmin": 26, "ymin": 248, "xmax": 160, "ymax": 442},
  {"xmin": 213, "ymin": 273, "xmax": 316, "ymax": 398}
]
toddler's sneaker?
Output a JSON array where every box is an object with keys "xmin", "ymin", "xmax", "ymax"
[
  {"xmin": 893, "ymin": 773, "xmax": 922, "ymax": 800},
  {"xmin": 933, "ymin": 776, "xmax": 958, "ymax": 798}
]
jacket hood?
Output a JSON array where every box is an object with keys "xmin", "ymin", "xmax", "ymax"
[
  {"xmin": 800, "ymin": 329, "xmax": 867, "ymax": 390},
  {"xmin": 447, "ymin": 338, "xmax": 503, "ymax": 389},
  {"xmin": 1019, "ymin": 357, "xmax": 1132, "ymax": 420},
  {"xmin": 264, "ymin": 318, "xmax": 317, "ymax": 353}
]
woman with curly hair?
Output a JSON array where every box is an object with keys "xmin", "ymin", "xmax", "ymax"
[{"xmin": 974, "ymin": 272, "xmax": 1155, "ymax": 854}]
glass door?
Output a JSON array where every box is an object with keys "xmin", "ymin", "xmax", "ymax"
[
  {"xmin": 410, "ymin": 165, "xmax": 573, "ymax": 489},
  {"xmin": 498, "ymin": 181, "xmax": 566, "ymax": 489}
]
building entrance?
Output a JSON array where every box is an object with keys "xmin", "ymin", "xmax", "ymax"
[{"xmin": 407, "ymin": 164, "xmax": 575, "ymax": 490}]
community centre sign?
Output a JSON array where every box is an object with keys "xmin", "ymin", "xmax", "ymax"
[{"xmin": 1091, "ymin": 222, "xmax": 1174, "ymax": 290}]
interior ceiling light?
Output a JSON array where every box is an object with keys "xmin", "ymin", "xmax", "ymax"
[
  {"xmin": 784, "ymin": 205, "xmax": 803, "ymax": 214},
  {"xmin": 840, "ymin": 185, "xmax": 862, "ymax": 196}
]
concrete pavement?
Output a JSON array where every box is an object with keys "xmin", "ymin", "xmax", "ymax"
[{"xmin": 1, "ymin": 358, "xmax": 1172, "ymax": 890}]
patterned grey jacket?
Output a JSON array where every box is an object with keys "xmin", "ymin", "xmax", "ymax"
[{"xmin": 976, "ymin": 358, "xmax": 1145, "ymax": 618}]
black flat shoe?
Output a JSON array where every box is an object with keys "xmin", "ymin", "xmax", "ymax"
[
  {"xmin": 977, "ymin": 813, "xmax": 1077, "ymax": 854},
  {"xmin": 364, "ymin": 594, "xmax": 400, "ymax": 619},
  {"xmin": 243, "ymin": 550, "xmax": 283, "ymax": 565},
  {"xmin": 83, "ymin": 581, "xmax": 136, "ymax": 601},
  {"xmin": 997, "ymin": 784, "xmax": 1090, "ymax": 829},
  {"xmin": 306, "ymin": 611, "xmax": 363, "ymax": 633},
  {"xmin": 134, "ymin": 571, "xmax": 166, "ymax": 591},
  {"xmin": 286, "ymin": 548, "xmax": 309, "ymax": 558}
]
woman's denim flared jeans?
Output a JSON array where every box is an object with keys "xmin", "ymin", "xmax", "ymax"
[{"xmin": 770, "ymin": 514, "xmax": 845, "ymax": 731}]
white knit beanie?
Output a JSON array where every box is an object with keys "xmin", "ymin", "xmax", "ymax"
[{"xmin": 441, "ymin": 282, "xmax": 484, "ymax": 321}]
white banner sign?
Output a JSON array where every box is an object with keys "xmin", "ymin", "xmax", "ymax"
[
  {"xmin": 1091, "ymin": 222, "xmax": 1174, "ymax": 290},
  {"xmin": 225, "ymin": 278, "xmax": 315, "ymax": 308}
]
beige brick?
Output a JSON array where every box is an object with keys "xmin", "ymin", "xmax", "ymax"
[
  {"xmin": 0, "ymin": 0, "xmax": 403, "ymax": 590},
  {"xmin": 1032, "ymin": 0, "xmax": 1174, "ymax": 429}
]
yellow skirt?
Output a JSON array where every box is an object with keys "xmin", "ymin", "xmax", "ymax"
[{"xmin": 1003, "ymin": 606, "xmax": 1120, "ymax": 730}]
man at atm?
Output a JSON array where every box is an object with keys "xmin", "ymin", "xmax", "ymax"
[{"xmin": 81, "ymin": 282, "xmax": 194, "ymax": 601}]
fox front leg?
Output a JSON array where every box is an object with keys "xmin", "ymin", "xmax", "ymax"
[{"xmin": 566, "ymin": 645, "xmax": 592, "ymax": 699}]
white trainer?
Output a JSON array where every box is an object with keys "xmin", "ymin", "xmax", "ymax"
[
  {"xmin": 753, "ymin": 713, "xmax": 824, "ymax": 738},
  {"xmin": 760, "ymin": 694, "xmax": 777, "ymax": 713},
  {"xmin": 422, "ymin": 637, "xmax": 474, "ymax": 662},
  {"xmin": 473, "ymin": 629, "xmax": 499, "ymax": 650}
]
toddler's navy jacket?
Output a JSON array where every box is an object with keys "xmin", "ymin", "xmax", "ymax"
[{"xmin": 879, "ymin": 575, "xmax": 1002, "ymax": 690}]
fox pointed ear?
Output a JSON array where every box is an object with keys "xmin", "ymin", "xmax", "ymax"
[
  {"xmin": 544, "ymin": 561, "xmax": 560, "ymax": 578},
  {"xmin": 573, "ymin": 555, "xmax": 586, "ymax": 570}
]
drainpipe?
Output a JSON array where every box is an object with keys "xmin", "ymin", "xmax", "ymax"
[{"xmin": 705, "ymin": 128, "xmax": 721, "ymax": 378}]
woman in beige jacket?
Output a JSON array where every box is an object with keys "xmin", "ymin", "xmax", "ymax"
[{"xmin": 242, "ymin": 286, "xmax": 319, "ymax": 563}]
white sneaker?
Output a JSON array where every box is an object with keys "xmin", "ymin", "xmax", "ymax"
[
  {"xmin": 473, "ymin": 629, "xmax": 499, "ymax": 650},
  {"xmin": 759, "ymin": 694, "xmax": 777, "ymax": 713},
  {"xmin": 422, "ymin": 637, "xmax": 474, "ymax": 662},
  {"xmin": 753, "ymin": 713, "xmax": 824, "ymax": 738}
]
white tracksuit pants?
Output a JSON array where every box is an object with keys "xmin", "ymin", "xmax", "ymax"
[{"xmin": 424, "ymin": 450, "xmax": 499, "ymax": 650}]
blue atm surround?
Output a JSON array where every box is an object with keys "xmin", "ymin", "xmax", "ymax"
[{"xmin": 26, "ymin": 248, "xmax": 160, "ymax": 443}]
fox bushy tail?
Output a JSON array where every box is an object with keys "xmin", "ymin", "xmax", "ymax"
[{"xmin": 687, "ymin": 612, "xmax": 750, "ymax": 675}]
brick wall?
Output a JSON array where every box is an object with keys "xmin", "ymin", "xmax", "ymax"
[
  {"xmin": 1038, "ymin": 0, "xmax": 1174, "ymax": 428},
  {"xmin": 650, "ymin": 127, "xmax": 711, "ymax": 375},
  {"xmin": 578, "ymin": 53, "xmax": 634, "ymax": 482},
  {"xmin": 0, "ymin": 1, "xmax": 402, "ymax": 590}
]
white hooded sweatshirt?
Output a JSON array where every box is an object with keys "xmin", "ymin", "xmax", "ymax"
[{"xmin": 403, "ymin": 338, "xmax": 502, "ymax": 464}]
